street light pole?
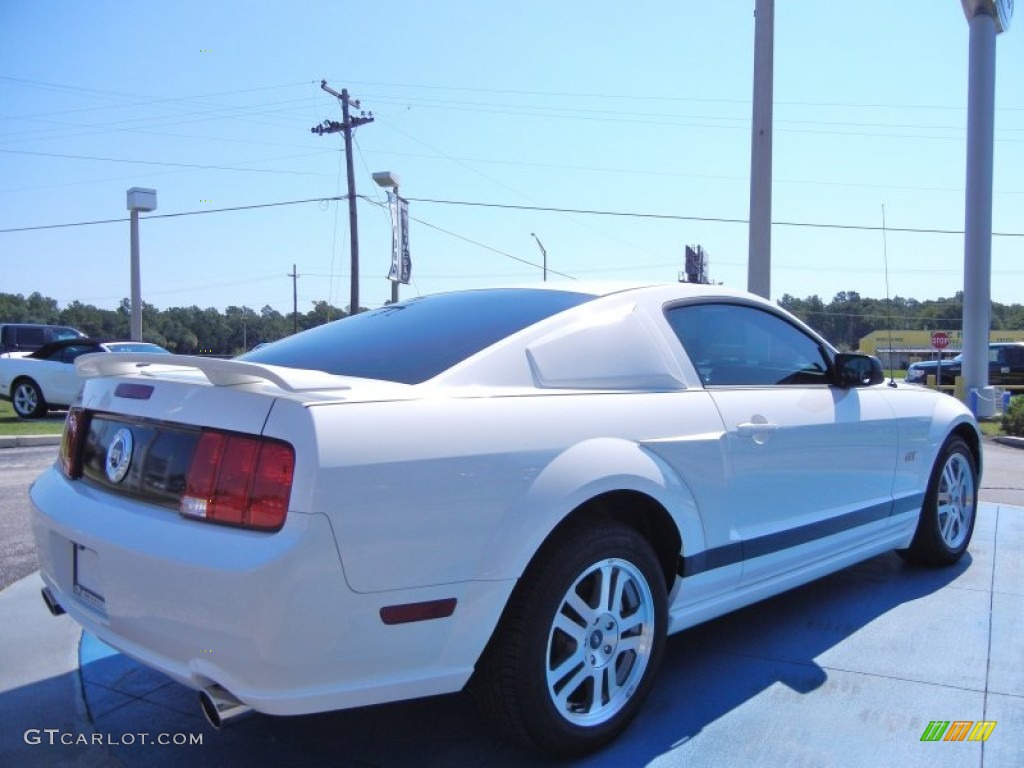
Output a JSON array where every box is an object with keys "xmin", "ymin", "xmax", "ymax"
[
  {"xmin": 531, "ymin": 233, "xmax": 548, "ymax": 281},
  {"xmin": 126, "ymin": 188, "xmax": 157, "ymax": 341}
]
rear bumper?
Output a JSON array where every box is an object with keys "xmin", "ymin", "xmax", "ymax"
[{"xmin": 30, "ymin": 467, "xmax": 514, "ymax": 715}]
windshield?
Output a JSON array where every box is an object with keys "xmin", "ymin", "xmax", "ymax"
[{"xmin": 239, "ymin": 288, "xmax": 596, "ymax": 384}]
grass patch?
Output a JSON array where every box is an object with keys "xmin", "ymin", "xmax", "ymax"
[
  {"xmin": 0, "ymin": 400, "xmax": 66, "ymax": 436},
  {"xmin": 978, "ymin": 419, "xmax": 1005, "ymax": 438}
]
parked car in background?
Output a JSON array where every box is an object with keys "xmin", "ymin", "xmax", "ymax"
[
  {"xmin": 0, "ymin": 323, "xmax": 85, "ymax": 356},
  {"xmin": 0, "ymin": 338, "xmax": 169, "ymax": 418},
  {"xmin": 30, "ymin": 284, "xmax": 981, "ymax": 756},
  {"xmin": 906, "ymin": 342, "xmax": 1024, "ymax": 386}
]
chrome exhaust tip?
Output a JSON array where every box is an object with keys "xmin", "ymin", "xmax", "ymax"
[
  {"xmin": 199, "ymin": 684, "xmax": 251, "ymax": 729},
  {"xmin": 41, "ymin": 587, "xmax": 65, "ymax": 616}
]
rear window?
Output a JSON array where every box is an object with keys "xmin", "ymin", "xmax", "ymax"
[{"xmin": 239, "ymin": 289, "xmax": 596, "ymax": 384}]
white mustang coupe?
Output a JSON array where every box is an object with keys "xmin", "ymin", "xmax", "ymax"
[{"xmin": 30, "ymin": 284, "xmax": 981, "ymax": 756}]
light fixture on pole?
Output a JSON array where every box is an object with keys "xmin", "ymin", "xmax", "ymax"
[
  {"xmin": 530, "ymin": 233, "xmax": 548, "ymax": 281},
  {"xmin": 126, "ymin": 187, "xmax": 157, "ymax": 341},
  {"xmin": 372, "ymin": 171, "xmax": 408, "ymax": 304}
]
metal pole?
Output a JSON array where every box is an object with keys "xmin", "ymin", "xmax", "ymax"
[
  {"xmin": 291, "ymin": 263, "xmax": 298, "ymax": 335},
  {"xmin": 531, "ymin": 233, "xmax": 548, "ymax": 282},
  {"xmin": 747, "ymin": 0, "xmax": 774, "ymax": 300},
  {"xmin": 961, "ymin": 10, "xmax": 998, "ymax": 397},
  {"xmin": 391, "ymin": 185, "xmax": 400, "ymax": 304},
  {"xmin": 129, "ymin": 209, "xmax": 142, "ymax": 341}
]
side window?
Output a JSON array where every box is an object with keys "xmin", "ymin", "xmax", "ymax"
[
  {"xmin": 666, "ymin": 303, "xmax": 831, "ymax": 387},
  {"xmin": 19, "ymin": 327, "xmax": 45, "ymax": 348},
  {"xmin": 52, "ymin": 328, "xmax": 83, "ymax": 342}
]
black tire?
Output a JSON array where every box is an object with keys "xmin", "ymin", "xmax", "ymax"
[
  {"xmin": 471, "ymin": 519, "xmax": 667, "ymax": 757},
  {"xmin": 11, "ymin": 378, "xmax": 47, "ymax": 419},
  {"xmin": 898, "ymin": 436, "xmax": 978, "ymax": 566}
]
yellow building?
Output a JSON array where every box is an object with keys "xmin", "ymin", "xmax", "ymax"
[{"xmin": 859, "ymin": 329, "xmax": 1024, "ymax": 370}]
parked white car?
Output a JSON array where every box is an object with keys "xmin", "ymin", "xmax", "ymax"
[
  {"xmin": 0, "ymin": 338, "xmax": 168, "ymax": 418},
  {"xmin": 30, "ymin": 284, "xmax": 981, "ymax": 756}
]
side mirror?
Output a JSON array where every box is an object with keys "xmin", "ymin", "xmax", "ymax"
[{"xmin": 835, "ymin": 353, "xmax": 885, "ymax": 388}]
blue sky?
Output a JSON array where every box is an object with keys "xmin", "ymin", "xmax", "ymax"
[{"xmin": 1, "ymin": 1, "xmax": 1022, "ymax": 315}]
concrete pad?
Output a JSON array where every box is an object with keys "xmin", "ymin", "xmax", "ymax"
[
  {"xmin": 981, "ymin": 693, "xmax": 1024, "ymax": 768},
  {"xmin": 993, "ymin": 506, "xmax": 1024, "ymax": 597},
  {"xmin": 681, "ymin": 554, "xmax": 993, "ymax": 691},
  {"xmin": 0, "ymin": 572, "xmax": 111, "ymax": 766},
  {"xmin": 989, "ymin": 591, "xmax": 1024, "ymax": 697},
  {"xmin": 3, "ymin": 504, "xmax": 1020, "ymax": 767},
  {"xmin": 633, "ymin": 659, "xmax": 986, "ymax": 768}
]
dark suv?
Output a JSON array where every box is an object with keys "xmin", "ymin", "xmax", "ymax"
[
  {"xmin": 906, "ymin": 342, "xmax": 1024, "ymax": 386},
  {"xmin": 0, "ymin": 323, "xmax": 86, "ymax": 354}
]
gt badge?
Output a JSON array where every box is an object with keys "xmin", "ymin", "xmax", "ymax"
[{"xmin": 105, "ymin": 428, "xmax": 134, "ymax": 484}]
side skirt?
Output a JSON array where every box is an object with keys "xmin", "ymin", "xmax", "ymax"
[{"xmin": 666, "ymin": 517, "xmax": 918, "ymax": 635}]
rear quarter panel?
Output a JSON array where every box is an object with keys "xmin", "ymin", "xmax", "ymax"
[{"xmin": 301, "ymin": 390, "xmax": 723, "ymax": 594}]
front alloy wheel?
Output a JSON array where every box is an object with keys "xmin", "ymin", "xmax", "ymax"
[
  {"xmin": 473, "ymin": 520, "xmax": 667, "ymax": 757},
  {"xmin": 935, "ymin": 451, "xmax": 974, "ymax": 551},
  {"xmin": 899, "ymin": 436, "xmax": 978, "ymax": 566}
]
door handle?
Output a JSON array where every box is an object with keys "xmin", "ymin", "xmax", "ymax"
[{"xmin": 736, "ymin": 417, "xmax": 778, "ymax": 443}]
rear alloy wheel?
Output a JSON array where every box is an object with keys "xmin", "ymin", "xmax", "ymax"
[
  {"xmin": 899, "ymin": 436, "xmax": 977, "ymax": 566},
  {"xmin": 473, "ymin": 520, "xmax": 667, "ymax": 757},
  {"xmin": 12, "ymin": 378, "xmax": 47, "ymax": 419}
]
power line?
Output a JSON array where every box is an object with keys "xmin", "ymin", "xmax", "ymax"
[
  {"xmin": 404, "ymin": 197, "xmax": 1024, "ymax": 238},
  {"xmin": 366, "ymin": 94, "xmax": 1024, "ymax": 140},
  {"xmin": 345, "ymin": 78, "xmax": 1024, "ymax": 113},
  {"xmin": 4, "ymin": 194, "xmax": 1024, "ymax": 239},
  {"xmin": 356, "ymin": 195, "xmax": 574, "ymax": 279},
  {"xmin": 0, "ymin": 196, "xmax": 345, "ymax": 233},
  {"xmin": 0, "ymin": 147, "xmax": 333, "ymax": 176},
  {"xmin": 0, "ymin": 76, "xmax": 313, "ymax": 121}
]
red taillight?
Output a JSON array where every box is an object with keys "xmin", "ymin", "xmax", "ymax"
[
  {"xmin": 181, "ymin": 431, "xmax": 294, "ymax": 531},
  {"xmin": 59, "ymin": 407, "xmax": 85, "ymax": 478}
]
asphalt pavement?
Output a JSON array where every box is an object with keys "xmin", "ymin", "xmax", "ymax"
[{"xmin": 1, "ymin": 437, "xmax": 1022, "ymax": 766}]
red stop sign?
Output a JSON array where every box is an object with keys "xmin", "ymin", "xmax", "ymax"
[{"xmin": 931, "ymin": 332, "xmax": 950, "ymax": 350}]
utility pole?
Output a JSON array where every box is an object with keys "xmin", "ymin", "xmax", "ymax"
[
  {"xmin": 311, "ymin": 81, "xmax": 374, "ymax": 315},
  {"xmin": 747, "ymin": 0, "xmax": 774, "ymax": 300},
  {"xmin": 288, "ymin": 264, "xmax": 299, "ymax": 335},
  {"xmin": 530, "ymin": 233, "xmax": 548, "ymax": 281}
]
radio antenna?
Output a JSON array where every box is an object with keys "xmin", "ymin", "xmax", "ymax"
[{"xmin": 881, "ymin": 205, "xmax": 897, "ymax": 387}]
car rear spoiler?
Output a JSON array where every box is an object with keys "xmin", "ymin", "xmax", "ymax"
[{"xmin": 75, "ymin": 353, "xmax": 352, "ymax": 393}]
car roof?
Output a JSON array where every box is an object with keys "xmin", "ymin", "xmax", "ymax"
[
  {"xmin": 26, "ymin": 337, "xmax": 142, "ymax": 358},
  {"xmin": 484, "ymin": 280, "xmax": 753, "ymax": 300}
]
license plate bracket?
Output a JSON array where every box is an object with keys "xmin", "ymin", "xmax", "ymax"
[{"xmin": 73, "ymin": 543, "xmax": 105, "ymax": 610}]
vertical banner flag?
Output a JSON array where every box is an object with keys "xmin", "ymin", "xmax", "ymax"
[{"xmin": 387, "ymin": 192, "xmax": 412, "ymax": 285}]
